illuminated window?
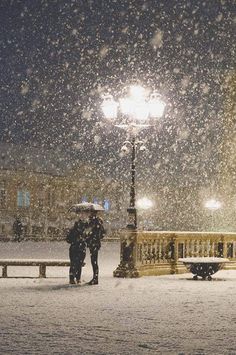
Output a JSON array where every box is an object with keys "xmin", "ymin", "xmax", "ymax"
[
  {"xmin": 104, "ymin": 199, "xmax": 110, "ymax": 211},
  {"xmin": 17, "ymin": 190, "xmax": 30, "ymax": 208},
  {"xmin": 17, "ymin": 191, "xmax": 23, "ymax": 207}
]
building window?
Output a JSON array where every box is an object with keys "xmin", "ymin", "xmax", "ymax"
[
  {"xmin": 82, "ymin": 196, "xmax": 87, "ymax": 203},
  {"xmin": 17, "ymin": 190, "xmax": 30, "ymax": 208},
  {"xmin": 25, "ymin": 191, "xmax": 30, "ymax": 207},
  {"xmin": 0, "ymin": 181, "xmax": 6, "ymax": 208},
  {"xmin": 104, "ymin": 199, "xmax": 110, "ymax": 211},
  {"xmin": 17, "ymin": 191, "xmax": 23, "ymax": 207}
]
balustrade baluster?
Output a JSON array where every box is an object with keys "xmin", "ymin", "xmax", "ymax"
[
  {"xmin": 196, "ymin": 240, "xmax": 199, "ymax": 257},
  {"xmin": 213, "ymin": 241, "xmax": 216, "ymax": 256},
  {"xmin": 186, "ymin": 239, "xmax": 189, "ymax": 257},
  {"xmin": 206, "ymin": 240, "xmax": 210, "ymax": 257},
  {"xmin": 209, "ymin": 240, "xmax": 213, "ymax": 257},
  {"xmin": 189, "ymin": 239, "xmax": 193, "ymax": 257},
  {"xmin": 203, "ymin": 240, "xmax": 207, "ymax": 257},
  {"xmin": 154, "ymin": 241, "xmax": 158, "ymax": 264},
  {"xmin": 159, "ymin": 240, "xmax": 162, "ymax": 262}
]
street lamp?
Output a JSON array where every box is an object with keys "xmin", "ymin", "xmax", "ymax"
[
  {"xmin": 137, "ymin": 197, "xmax": 155, "ymax": 230},
  {"xmin": 101, "ymin": 85, "xmax": 165, "ymax": 229},
  {"xmin": 137, "ymin": 197, "xmax": 154, "ymax": 210},
  {"xmin": 204, "ymin": 198, "xmax": 222, "ymax": 231}
]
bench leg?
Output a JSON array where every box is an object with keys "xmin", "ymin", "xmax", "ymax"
[
  {"xmin": 39, "ymin": 265, "xmax": 46, "ymax": 278},
  {"xmin": 2, "ymin": 265, "xmax": 7, "ymax": 278}
]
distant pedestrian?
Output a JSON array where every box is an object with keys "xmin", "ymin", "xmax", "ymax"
[
  {"xmin": 85, "ymin": 211, "xmax": 106, "ymax": 285},
  {"xmin": 66, "ymin": 218, "xmax": 87, "ymax": 285},
  {"xmin": 13, "ymin": 218, "xmax": 23, "ymax": 242}
]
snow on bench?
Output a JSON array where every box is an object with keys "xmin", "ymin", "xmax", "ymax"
[{"xmin": 0, "ymin": 259, "xmax": 70, "ymax": 278}]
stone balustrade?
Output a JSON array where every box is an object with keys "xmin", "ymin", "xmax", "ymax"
[{"xmin": 113, "ymin": 230, "xmax": 236, "ymax": 277}]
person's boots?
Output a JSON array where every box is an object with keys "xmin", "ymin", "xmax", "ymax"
[
  {"xmin": 69, "ymin": 276, "xmax": 75, "ymax": 285},
  {"xmin": 88, "ymin": 275, "xmax": 98, "ymax": 285}
]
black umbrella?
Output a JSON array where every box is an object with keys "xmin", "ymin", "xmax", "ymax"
[{"xmin": 68, "ymin": 202, "xmax": 104, "ymax": 213}]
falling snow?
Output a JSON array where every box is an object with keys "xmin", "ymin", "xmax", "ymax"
[{"xmin": 0, "ymin": 1, "xmax": 236, "ymax": 353}]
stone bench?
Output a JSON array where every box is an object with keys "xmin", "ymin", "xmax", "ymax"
[{"xmin": 0, "ymin": 259, "xmax": 70, "ymax": 278}]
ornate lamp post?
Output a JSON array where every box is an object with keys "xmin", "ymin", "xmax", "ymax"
[
  {"xmin": 101, "ymin": 85, "xmax": 165, "ymax": 277},
  {"xmin": 101, "ymin": 85, "xmax": 165, "ymax": 229}
]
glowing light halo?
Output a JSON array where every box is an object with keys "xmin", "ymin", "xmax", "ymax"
[
  {"xmin": 129, "ymin": 85, "xmax": 148, "ymax": 100},
  {"xmin": 119, "ymin": 97, "xmax": 149, "ymax": 121},
  {"xmin": 204, "ymin": 199, "xmax": 222, "ymax": 210},
  {"xmin": 101, "ymin": 85, "xmax": 166, "ymax": 122},
  {"xmin": 149, "ymin": 92, "xmax": 166, "ymax": 118},
  {"xmin": 119, "ymin": 97, "xmax": 133, "ymax": 115},
  {"xmin": 101, "ymin": 94, "xmax": 118, "ymax": 119},
  {"xmin": 137, "ymin": 197, "xmax": 154, "ymax": 210}
]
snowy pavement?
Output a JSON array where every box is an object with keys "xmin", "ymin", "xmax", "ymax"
[{"xmin": 0, "ymin": 241, "xmax": 236, "ymax": 355}]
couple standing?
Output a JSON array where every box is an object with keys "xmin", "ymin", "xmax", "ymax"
[{"xmin": 66, "ymin": 211, "xmax": 105, "ymax": 286}]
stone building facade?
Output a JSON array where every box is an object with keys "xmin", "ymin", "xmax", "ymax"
[{"xmin": 0, "ymin": 143, "xmax": 120, "ymax": 240}]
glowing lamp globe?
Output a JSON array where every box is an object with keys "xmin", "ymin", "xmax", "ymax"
[
  {"xmin": 101, "ymin": 95, "xmax": 118, "ymax": 119},
  {"xmin": 204, "ymin": 199, "xmax": 221, "ymax": 210},
  {"xmin": 149, "ymin": 92, "xmax": 166, "ymax": 118},
  {"xmin": 137, "ymin": 197, "xmax": 154, "ymax": 210}
]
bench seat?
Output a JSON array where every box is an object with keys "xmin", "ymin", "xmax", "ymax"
[{"xmin": 0, "ymin": 259, "xmax": 70, "ymax": 278}]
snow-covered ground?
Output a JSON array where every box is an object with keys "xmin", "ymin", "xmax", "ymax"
[{"xmin": 0, "ymin": 241, "xmax": 236, "ymax": 355}]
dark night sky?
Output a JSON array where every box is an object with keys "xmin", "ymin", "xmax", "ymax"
[{"xmin": 0, "ymin": 0, "xmax": 235, "ymax": 187}]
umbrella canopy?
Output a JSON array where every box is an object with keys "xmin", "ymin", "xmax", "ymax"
[{"xmin": 68, "ymin": 202, "xmax": 104, "ymax": 213}]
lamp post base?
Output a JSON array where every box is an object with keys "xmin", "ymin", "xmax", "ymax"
[
  {"xmin": 113, "ymin": 264, "xmax": 140, "ymax": 278},
  {"xmin": 113, "ymin": 227, "xmax": 140, "ymax": 278}
]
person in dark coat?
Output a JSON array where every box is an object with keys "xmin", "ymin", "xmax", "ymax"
[
  {"xmin": 66, "ymin": 218, "xmax": 87, "ymax": 285},
  {"xmin": 13, "ymin": 218, "xmax": 23, "ymax": 242},
  {"xmin": 85, "ymin": 211, "xmax": 106, "ymax": 285}
]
